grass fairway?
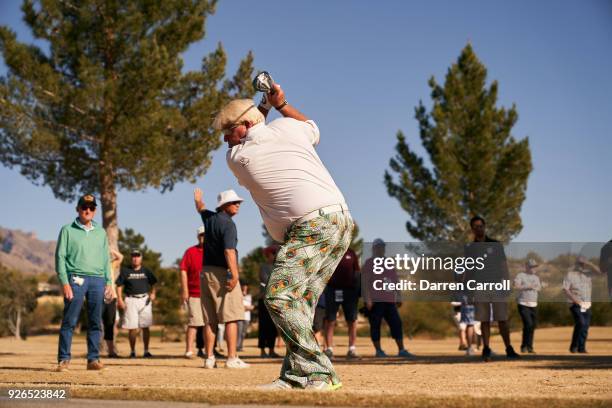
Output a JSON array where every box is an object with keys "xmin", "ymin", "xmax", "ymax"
[{"xmin": 0, "ymin": 326, "xmax": 611, "ymax": 407}]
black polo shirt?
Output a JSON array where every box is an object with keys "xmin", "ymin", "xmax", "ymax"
[
  {"xmin": 464, "ymin": 236, "xmax": 509, "ymax": 281},
  {"xmin": 464, "ymin": 236, "xmax": 509, "ymax": 301},
  {"xmin": 200, "ymin": 209, "xmax": 238, "ymax": 268},
  {"xmin": 116, "ymin": 266, "xmax": 157, "ymax": 296}
]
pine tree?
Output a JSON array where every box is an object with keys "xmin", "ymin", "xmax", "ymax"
[
  {"xmin": 384, "ymin": 44, "xmax": 532, "ymax": 242},
  {"xmin": 0, "ymin": 1, "xmax": 255, "ymax": 251}
]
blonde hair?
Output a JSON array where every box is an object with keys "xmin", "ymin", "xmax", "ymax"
[{"xmin": 213, "ymin": 99, "xmax": 264, "ymax": 130}]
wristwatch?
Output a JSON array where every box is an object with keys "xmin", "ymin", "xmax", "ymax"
[{"xmin": 275, "ymin": 100, "xmax": 288, "ymax": 111}]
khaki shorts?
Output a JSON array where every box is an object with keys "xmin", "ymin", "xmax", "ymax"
[
  {"xmin": 122, "ymin": 296, "xmax": 153, "ymax": 329},
  {"xmin": 200, "ymin": 265, "xmax": 244, "ymax": 325},
  {"xmin": 475, "ymin": 302, "xmax": 509, "ymax": 322},
  {"xmin": 187, "ymin": 296, "xmax": 204, "ymax": 327}
]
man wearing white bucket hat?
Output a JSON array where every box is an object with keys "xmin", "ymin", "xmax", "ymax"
[
  {"xmin": 213, "ymin": 81, "xmax": 353, "ymax": 390},
  {"xmin": 194, "ymin": 188, "xmax": 248, "ymax": 369}
]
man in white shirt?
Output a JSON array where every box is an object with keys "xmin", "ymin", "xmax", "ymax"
[
  {"xmin": 514, "ymin": 259, "xmax": 542, "ymax": 353},
  {"xmin": 563, "ymin": 256, "xmax": 602, "ymax": 353},
  {"xmin": 213, "ymin": 85, "xmax": 353, "ymax": 391}
]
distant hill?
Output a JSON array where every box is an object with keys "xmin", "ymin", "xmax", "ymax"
[{"xmin": 0, "ymin": 227, "xmax": 55, "ymax": 276}]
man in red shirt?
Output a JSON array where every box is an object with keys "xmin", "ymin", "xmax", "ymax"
[
  {"xmin": 180, "ymin": 226, "xmax": 205, "ymax": 358},
  {"xmin": 324, "ymin": 248, "xmax": 361, "ymax": 359}
]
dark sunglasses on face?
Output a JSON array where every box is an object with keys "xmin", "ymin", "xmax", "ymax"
[
  {"xmin": 223, "ymin": 123, "xmax": 242, "ymax": 135},
  {"xmin": 80, "ymin": 205, "xmax": 96, "ymax": 212}
]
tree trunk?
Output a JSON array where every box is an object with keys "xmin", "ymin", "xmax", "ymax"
[
  {"xmin": 15, "ymin": 308, "xmax": 22, "ymax": 340},
  {"xmin": 99, "ymin": 163, "xmax": 119, "ymax": 252}
]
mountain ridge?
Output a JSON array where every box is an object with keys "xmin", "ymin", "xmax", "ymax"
[{"xmin": 0, "ymin": 226, "xmax": 56, "ymax": 276}]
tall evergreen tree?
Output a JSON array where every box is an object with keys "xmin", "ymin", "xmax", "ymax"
[
  {"xmin": 0, "ymin": 0, "xmax": 255, "ymax": 251},
  {"xmin": 384, "ymin": 44, "xmax": 532, "ymax": 242}
]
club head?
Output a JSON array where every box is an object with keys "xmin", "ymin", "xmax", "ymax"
[{"xmin": 253, "ymin": 71, "xmax": 275, "ymax": 94}]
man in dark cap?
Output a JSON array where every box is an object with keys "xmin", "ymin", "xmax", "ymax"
[{"xmin": 55, "ymin": 194, "xmax": 114, "ymax": 371}]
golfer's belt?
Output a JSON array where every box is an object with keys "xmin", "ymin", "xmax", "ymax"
[{"xmin": 295, "ymin": 203, "xmax": 350, "ymax": 224}]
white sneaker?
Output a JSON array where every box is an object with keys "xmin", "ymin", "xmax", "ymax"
[
  {"xmin": 305, "ymin": 380, "xmax": 343, "ymax": 391},
  {"xmin": 185, "ymin": 351, "xmax": 194, "ymax": 359},
  {"xmin": 204, "ymin": 357, "xmax": 217, "ymax": 369},
  {"xmin": 466, "ymin": 347, "xmax": 474, "ymax": 356},
  {"xmin": 226, "ymin": 357, "xmax": 249, "ymax": 369},
  {"xmin": 257, "ymin": 378, "xmax": 295, "ymax": 390}
]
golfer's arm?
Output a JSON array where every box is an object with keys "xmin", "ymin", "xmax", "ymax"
[
  {"xmin": 277, "ymin": 104, "xmax": 308, "ymax": 122},
  {"xmin": 224, "ymin": 249, "xmax": 239, "ymax": 280}
]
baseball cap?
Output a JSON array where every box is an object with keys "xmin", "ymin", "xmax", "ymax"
[
  {"xmin": 77, "ymin": 194, "xmax": 97, "ymax": 208},
  {"xmin": 373, "ymin": 238, "xmax": 386, "ymax": 247},
  {"xmin": 131, "ymin": 249, "xmax": 142, "ymax": 257},
  {"xmin": 197, "ymin": 226, "xmax": 205, "ymax": 235}
]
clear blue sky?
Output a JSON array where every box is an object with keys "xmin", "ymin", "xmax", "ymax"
[{"xmin": 1, "ymin": 1, "xmax": 611, "ymax": 266}]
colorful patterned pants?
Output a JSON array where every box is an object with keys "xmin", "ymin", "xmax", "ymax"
[{"xmin": 264, "ymin": 211, "xmax": 354, "ymax": 387}]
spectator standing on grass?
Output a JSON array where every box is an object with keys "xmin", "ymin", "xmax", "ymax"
[
  {"xmin": 563, "ymin": 256, "xmax": 603, "ymax": 353},
  {"xmin": 258, "ymin": 246, "xmax": 280, "ymax": 358},
  {"xmin": 362, "ymin": 239, "xmax": 414, "ymax": 358},
  {"xmin": 459, "ymin": 293, "xmax": 477, "ymax": 356},
  {"xmin": 116, "ymin": 249, "xmax": 157, "ymax": 358},
  {"xmin": 55, "ymin": 194, "xmax": 114, "ymax": 372},
  {"xmin": 179, "ymin": 226, "xmax": 206, "ymax": 358},
  {"xmin": 451, "ymin": 301, "xmax": 467, "ymax": 350},
  {"xmin": 313, "ymin": 290, "xmax": 327, "ymax": 351},
  {"xmin": 102, "ymin": 248, "xmax": 123, "ymax": 358},
  {"xmin": 237, "ymin": 280, "xmax": 254, "ymax": 352},
  {"xmin": 600, "ymin": 240, "xmax": 612, "ymax": 298},
  {"xmin": 465, "ymin": 216, "xmax": 520, "ymax": 362},
  {"xmin": 324, "ymin": 248, "xmax": 361, "ymax": 360},
  {"xmin": 194, "ymin": 188, "xmax": 249, "ymax": 369},
  {"xmin": 514, "ymin": 258, "xmax": 542, "ymax": 353}
]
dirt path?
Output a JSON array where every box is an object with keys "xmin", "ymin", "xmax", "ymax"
[{"xmin": 0, "ymin": 327, "xmax": 611, "ymax": 407}]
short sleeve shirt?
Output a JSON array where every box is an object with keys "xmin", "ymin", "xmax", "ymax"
[
  {"xmin": 180, "ymin": 245, "xmax": 204, "ymax": 297},
  {"xmin": 563, "ymin": 269, "xmax": 592, "ymax": 305},
  {"xmin": 226, "ymin": 118, "xmax": 346, "ymax": 242},
  {"xmin": 362, "ymin": 256, "xmax": 399, "ymax": 303},
  {"xmin": 199, "ymin": 210, "xmax": 237, "ymax": 268},
  {"xmin": 328, "ymin": 249, "xmax": 360, "ymax": 289},
  {"xmin": 514, "ymin": 272, "xmax": 541, "ymax": 306},
  {"xmin": 116, "ymin": 266, "xmax": 157, "ymax": 296}
]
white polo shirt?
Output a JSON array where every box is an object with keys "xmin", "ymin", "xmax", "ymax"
[{"xmin": 226, "ymin": 118, "xmax": 346, "ymax": 242}]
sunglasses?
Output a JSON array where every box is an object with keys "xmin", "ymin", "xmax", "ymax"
[
  {"xmin": 79, "ymin": 205, "xmax": 96, "ymax": 212},
  {"xmin": 223, "ymin": 123, "xmax": 242, "ymax": 135}
]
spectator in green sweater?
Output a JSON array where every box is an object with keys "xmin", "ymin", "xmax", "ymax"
[{"xmin": 55, "ymin": 194, "xmax": 114, "ymax": 372}]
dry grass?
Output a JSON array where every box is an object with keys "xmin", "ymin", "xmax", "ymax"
[{"xmin": 1, "ymin": 326, "xmax": 611, "ymax": 407}]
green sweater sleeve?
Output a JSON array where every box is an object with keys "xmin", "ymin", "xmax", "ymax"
[
  {"xmin": 55, "ymin": 226, "xmax": 69, "ymax": 285},
  {"xmin": 102, "ymin": 233, "xmax": 112, "ymax": 285}
]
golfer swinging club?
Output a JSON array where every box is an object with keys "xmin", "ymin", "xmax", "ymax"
[{"xmin": 213, "ymin": 73, "xmax": 353, "ymax": 390}]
